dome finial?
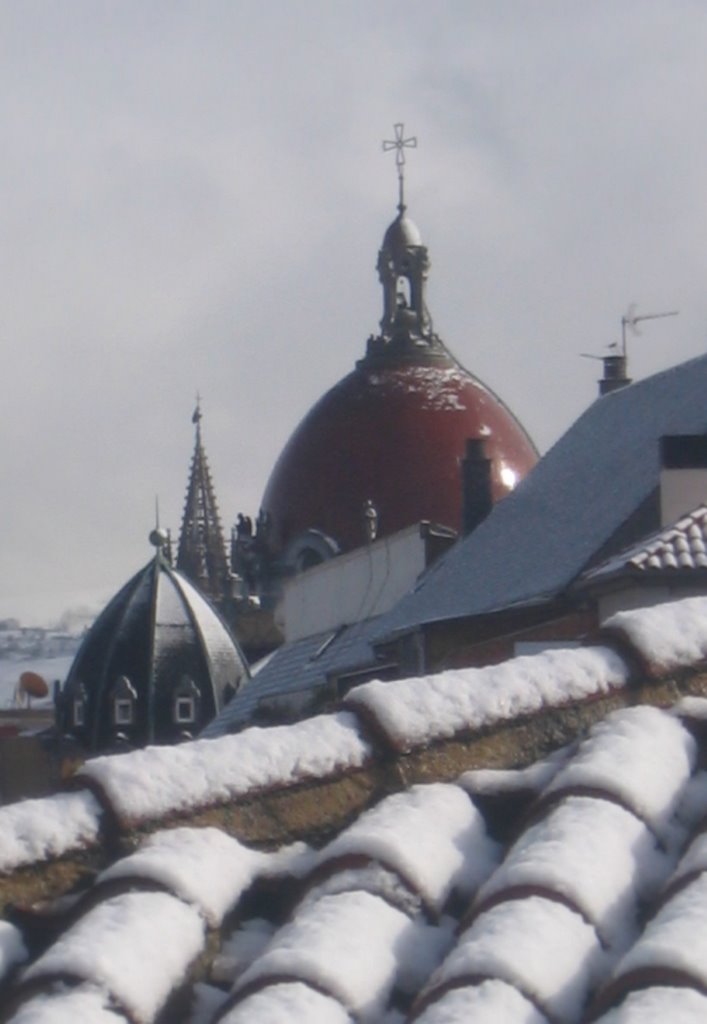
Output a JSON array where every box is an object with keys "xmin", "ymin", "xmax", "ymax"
[{"xmin": 382, "ymin": 122, "xmax": 417, "ymax": 212}]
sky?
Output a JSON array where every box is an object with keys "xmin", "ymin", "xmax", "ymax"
[{"xmin": 3, "ymin": 1, "xmax": 707, "ymax": 626}]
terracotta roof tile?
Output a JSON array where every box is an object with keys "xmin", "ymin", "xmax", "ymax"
[{"xmin": 4, "ymin": 595, "xmax": 707, "ymax": 1022}]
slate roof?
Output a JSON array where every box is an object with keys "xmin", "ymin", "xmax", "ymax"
[
  {"xmin": 202, "ymin": 616, "xmax": 387, "ymax": 738},
  {"xmin": 4, "ymin": 595, "xmax": 707, "ymax": 1022},
  {"xmin": 61, "ymin": 542, "xmax": 249, "ymax": 750},
  {"xmin": 375, "ymin": 352, "xmax": 707, "ymax": 639}
]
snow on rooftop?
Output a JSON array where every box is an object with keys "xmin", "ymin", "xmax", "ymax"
[
  {"xmin": 459, "ymin": 746, "xmax": 570, "ymax": 797},
  {"xmin": 302, "ymin": 862, "xmax": 424, "ymax": 919},
  {"xmin": 671, "ymin": 830, "xmax": 707, "ymax": 888},
  {"xmin": 475, "ymin": 796, "xmax": 667, "ymax": 949},
  {"xmin": 212, "ymin": 919, "xmax": 277, "ymax": 986},
  {"xmin": 543, "ymin": 706, "xmax": 695, "ymax": 836},
  {"xmin": 0, "ymin": 920, "xmax": 27, "ymax": 982},
  {"xmin": 22, "ymin": 892, "xmax": 205, "ymax": 1024},
  {"xmin": 188, "ymin": 982, "xmax": 229, "ymax": 1024},
  {"xmin": 97, "ymin": 827, "xmax": 267, "ymax": 927},
  {"xmin": 0, "ymin": 791, "xmax": 102, "ymax": 874},
  {"xmin": 315, "ymin": 784, "xmax": 499, "ymax": 913},
  {"xmin": 220, "ymin": 981, "xmax": 353, "ymax": 1024},
  {"xmin": 593, "ymin": 985, "xmax": 707, "ymax": 1023},
  {"xmin": 672, "ymin": 695, "xmax": 707, "ymax": 721},
  {"xmin": 604, "ymin": 595, "xmax": 707, "ymax": 673},
  {"xmin": 232, "ymin": 890, "xmax": 414, "ymax": 1022},
  {"xmin": 611, "ymin": 873, "xmax": 707, "ymax": 990},
  {"xmin": 415, "ymin": 979, "xmax": 549, "ymax": 1024},
  {"xmin": 427, "ymin": 896, "xmax": 604, "ymax": 1023},
  {"xmin": 344, "ymin": 646, "xmax": 627, "ymax": 752},
  {"xmin": 675, "ymin": 770, "xmax": 707, "ymax": 831},
  {"xmin": 78, "ymin": 712, "xmax": 370, "ymax": 825},
  {"xmin": 8, "ymin": 984, "xmax": 128, "ymax": 1024}
]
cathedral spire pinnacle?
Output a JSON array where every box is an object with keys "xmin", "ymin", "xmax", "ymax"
[
  {"xmin": 382, "ymin": 122, "xmax": 417, "ymax": 212},
  {"xmin": 176, "ymin": 401, "xmax": 230, "ymax": 601}
]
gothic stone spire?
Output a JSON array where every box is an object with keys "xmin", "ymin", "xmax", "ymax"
[{"xmin": 176, "ymin": 402, "xmax": 230, "ymax": 601}]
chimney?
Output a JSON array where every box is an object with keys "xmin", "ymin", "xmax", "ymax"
[
  {"xmin": 599, "ymin": 354, "xmax": 631, "ymax": 396},
  {"xmin": 461, "ymin": 438, "xmax": 493, "ymax": 535},
  {"xmin": 659, "ymin": 435, "xmax": 707, "ymax": 526}
]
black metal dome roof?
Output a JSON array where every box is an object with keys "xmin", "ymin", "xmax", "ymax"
[{"xmin": 60, "ymin": 533, "xmax": 249, "ymax": 751}]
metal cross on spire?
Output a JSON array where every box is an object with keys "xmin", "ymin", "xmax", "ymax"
[
  {"xmin": 192, "ymin": 392, "xmax": 202, "ymax": 426},
  {"xmin": 382, "ymin": 123, "xmax": 417, "ymax": 211}
]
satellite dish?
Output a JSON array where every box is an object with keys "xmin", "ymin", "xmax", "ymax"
[{"xmin": 19, "ymin": 671, "xmax": 49, "ymax": 699}]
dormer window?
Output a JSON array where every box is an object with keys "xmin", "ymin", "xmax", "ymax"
[
  {"xmin": 111, "ymin": 676, "xmax": 137, "ymax": 727},
  {"xmin": 72, "ymin": 682, "xmax": 87, "ymax": 729},
  {"xmin": 173, "ymin": 676, "xmax": 200, "ymax": 726}
]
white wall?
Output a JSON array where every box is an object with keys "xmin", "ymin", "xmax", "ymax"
[
  {"xmin": 280, "ymin": 525, "xmax": 429, "ymax": 642},
  {"xmin": 660, "ymin": 469, "xmax": 707, "ymax": 526}
]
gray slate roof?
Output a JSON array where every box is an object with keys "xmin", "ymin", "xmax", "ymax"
[
  {"xmin": 62, "ymin": 549, "xmax": 250, "ymax": 749},
  {"xmin": 202, "ymin": 616, "xmax": 384, "ymax": 737},
  {"xmin": 375, "ymin": 352, "xmax": 707, "ymax": 639}
]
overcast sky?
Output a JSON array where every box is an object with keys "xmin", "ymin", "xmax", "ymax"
[{"xmin": 3, "ymin": 1, "xmax": 707, "ymax": 625}]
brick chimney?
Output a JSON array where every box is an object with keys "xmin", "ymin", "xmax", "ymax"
[{"xmin": 599, "ymin": 354, "xmax": 631, "ymax": 396}]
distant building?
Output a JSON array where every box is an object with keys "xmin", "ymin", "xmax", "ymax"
[
  {"xmin": 174, "ymin": 189, "xmax": 537, "ymax": 664},
  {"xmin": 205, "ymin": 351, "xmax": 707, "ymax": 736}
]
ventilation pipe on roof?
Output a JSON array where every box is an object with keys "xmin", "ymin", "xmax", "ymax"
[
  {"xmin": 461, "ymin": 438, "xmax": 493, "ymax": 536},
  {"xmin": 659, "ymin": 435, "xmax": 707, "ymax": 526}
]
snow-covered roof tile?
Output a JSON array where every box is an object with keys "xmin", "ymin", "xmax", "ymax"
[
  {"xmin": 583, "ymin": 503, "xmax": 707, "ymax": 583},
  {"xmin": 228, "ymin": 891, "xmax": 417, "ymax": 1022},
  {"xmin": 541, "ymin": 706, "xmax": 695, "ymax": 836},
  {"xmin": 473, "ymin": 796, "xmax": 667, "ymax": 949},
  {"xmin": 593, "ymin": 986, "xmax": 707, "ymax": 1024},
  {"xmin": 313, "ymin": 784, "xmax": 499, "ymax": 914},
  {"xmin": 606, "ymin": 873, "xmax": 707, "ymax": 1001},
  {"xmin": 218, "ymin": 981, "xmax": 353, "ymax": 1023},
  {"xmin": 96, "ymin": 827, "xmax": 267, "ymax": 927},
  {"xmin": 603, "ymin": 595, "xmax": 707, "ymax": 676},
  {"xmin": 344, "ymin": 646, "xmax": 627, "ymax": 753},
  {"xmin": 0, "ymin": 919, "xmax": 27, "ymax": 982},
  {"xmin": 7, "ymin": 984, "xmax": 129, "ymax": 1023},
  {"xmin": 0, "ymin": 791, "xmax": 102, "ymax": 874},
  {"xmin": 21, "ymin": 891, "xmax": 205, "ymax": 1024},
  {"xmin": 5, "ymin": 595, "xmax": 707, "ymax": 1022},
  {"xmin": 423, "ymin": 896, "xmax": 604, "ymax": 1023},
  {"xmin": 77, "ymin": 711, "xmax": 370, "ymax": 826},
  {"xmin": 458, "ymin": 746, "xmax": 570, "ymax": 798},
  {"xmin": 414, "ymin": 979, "xmax": 549, "ymax": 1024},
  {"xmin": 669, "ymin": 825, "xmax": 707, "ymax": 886}
]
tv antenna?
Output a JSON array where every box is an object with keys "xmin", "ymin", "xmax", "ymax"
[{"xmin": 620, "ymin": 303, "xmax": 678, "ymax": 358}]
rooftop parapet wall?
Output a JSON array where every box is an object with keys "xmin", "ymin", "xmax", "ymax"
[{"xmin": 2, "ymin": 594, "xmax": 707, "ymax": 916}]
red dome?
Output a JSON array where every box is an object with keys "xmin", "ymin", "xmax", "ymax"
[{"xmin": 261, "ymin": 353, "xmax": 538, "ymax": 556}]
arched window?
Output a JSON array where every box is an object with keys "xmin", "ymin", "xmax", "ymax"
[
  {"xmin": 111, "ymin": 676, "xmax": 137, "ymax": 727},
  {"xmin": 173, "ymin": 675, "xmax": 201, "ymax": 726}
]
